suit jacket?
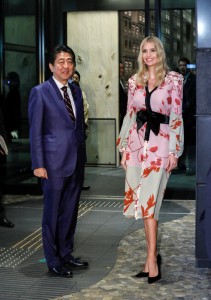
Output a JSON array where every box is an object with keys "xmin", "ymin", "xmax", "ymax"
[{"xmin": 28, "ymin": 77, "xmax": 86, "ymax": 178}]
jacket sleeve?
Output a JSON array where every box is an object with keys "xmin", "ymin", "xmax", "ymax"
[{"xmin": 28, "ymin": 87, "xmax": 45, "ymax": 169}]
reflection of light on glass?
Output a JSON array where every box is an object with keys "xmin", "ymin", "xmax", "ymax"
[
  {"xmin": 187, "ymin": 64, "xmax": 196, "ymax": 69},
  {"xmin": 198, "ymin": 20, "xmax": 205, "ymax": 37}
]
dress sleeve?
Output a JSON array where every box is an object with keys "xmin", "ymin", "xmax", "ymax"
[
  {"xmin": 116, "ymin": 75, "xmax": 136, "ymax": 152},
  {"xmin": 168, "ymin": 72, "xmax": 184, "ymax": 158},
  {"xmin": 82, "ymin": 91, "xmax": 89, "ymax": 126}
]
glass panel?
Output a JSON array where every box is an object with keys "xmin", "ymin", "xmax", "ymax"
[
  {"xmin": 119, "ymin": 11, "xmax": 146, "ymax": 89},
  {"xmin": 3, "ymin": 0, "xmax": 37, "ymax": 140},
  {"xmin": 161, "ymin": 9, "xmax": 195, "ymax": 70},
  {"xmin": 3, "ymin": 51, "xmax": 37, "ymax": 139},
  {"xmin": 161, "ymin": 7, "xmax": 196, "ymax": 178},
  {"xmin": 1, "ymin": 0, "xmax": 37, "ymax": 190},
  {"xmin": 4, "ymin": 0, "xmax": 36, "ymax": 46},
  {"xmin": 5, "ymin": 16, "xmax": 36, "ymax": 47}
]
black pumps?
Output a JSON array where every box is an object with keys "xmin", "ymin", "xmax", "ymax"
[
  {"xmin": 134, "ymin": 270, "xmax": 149, "ymax": 278},
  {"xmin": 148, "ymin": 253, "xmax": 162, "ymax": 284},
  {"xmin": 134, "ymin": 253, "xmax": 162, "ymax": 283}
]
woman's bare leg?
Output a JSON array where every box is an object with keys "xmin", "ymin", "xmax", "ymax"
[{"xmin": 143, "ymin": 218, "xmax": 159, "ymax": 277}]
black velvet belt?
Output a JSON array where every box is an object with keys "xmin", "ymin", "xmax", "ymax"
[
  {"xmin": 136, "ymin": 85, "xmax": 170, "ymax": 141},
  {"xmin": 136, "ymin": 109, "xmax": 169, "ymax": 141}
]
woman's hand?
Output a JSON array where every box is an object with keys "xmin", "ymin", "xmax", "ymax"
[
  {"xmin": 34, "ymin": 168, "xmax": 48, "ymax": 179},
  {"xmin": 121, "ymin": 151, "xmax": 127, "ymax": 171},
  {"xmin": 166, "ymin": 154, "xmax": 178, "ymax": 173}
]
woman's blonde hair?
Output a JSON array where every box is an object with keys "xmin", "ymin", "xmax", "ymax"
[{"xmin": 136, "ymin": 36, "xmax": 169, "ymax": 87}]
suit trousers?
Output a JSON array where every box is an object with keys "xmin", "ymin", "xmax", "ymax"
[{"xmin": 41, "ymin": 164, "xmax": 84, "ymax": 269}]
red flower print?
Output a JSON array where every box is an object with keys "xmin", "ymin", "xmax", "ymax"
[
  {"xmin": 143, "ymin": 168, "xmax": 154, "ymax": 178},
  {"xmin": 167, "ymin": 97, "xmax": 172, "ymax": 104},
  {"xmin": 175, "ymin": 98, "xmax": 181, "ymax": 105},
  {"xmin": 147, "ymin": 194, "xmax": 156, "ymax": 209},
  {"xmin": 176, "ymin": 143, "xmax": 180, "ymax": 151},
  {"xmin": 149, "ymin": 146, "xmax": 158, "ymax": 152},
  {"xmin": 142, "ymin": 165, "xmax": 160, "ymax": 178},
  {"xmin": 160, "ymin": 132, "xmax": 170, "ymax": 139},
  {"xmin": 171, "ymin": 118, "xmax": 182, "ymax": 130},
  {"xmin": 156, "ymin": 158, "xmax": 162, "ymax": 166},
  {"xmin": 124, "ymin": 187, "xmax": 134, "ymax": 213},
  {"xmin": 116, "ymin": 137, "xmax": 121, "ymax": 146},
  {"xmin": 140, "ymin": 153, "xmax": 148, "ymax": 162},
  {"xmin": 141, "ymin": 205, "xmax": 148, "ymax": 218},
  {"xmin": 141, "ymin": 195, "xmax": 156, "ymax": 218},
  {"xmin": 126, "ymin": 152, "xmax": 130, "ymax": 160}
]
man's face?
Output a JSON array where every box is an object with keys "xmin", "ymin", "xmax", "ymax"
[
  {"xmin": 178, "ymin": 61, "xmax": 187, "ymax": 76},
  {"xmin": 119, "ymin": 63, "xmax": 124, "ymax": 78},
  {"xmin": 49, "ymin": 51, "xmax": 75, "ymax": 85}
]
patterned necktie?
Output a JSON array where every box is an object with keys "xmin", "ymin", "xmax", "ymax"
[{"xmin": 61, "ymin": 86, "xmax": 76, "ymax": 123}]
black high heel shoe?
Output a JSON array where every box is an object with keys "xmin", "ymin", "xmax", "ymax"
[
  {"xmin": 148, "ymin": 253, "xmax": 162, "ymax": 284},
  {"xmin": 134, "ymin": 270, "xmax": 149, "ymax": 278},
  {"xmin": 134, "ymin": 254, "xmax": 161, "ymax": 278},
  {"xmin": 157, "ymin": 253, "xmax": 162, "ymax": 264}
]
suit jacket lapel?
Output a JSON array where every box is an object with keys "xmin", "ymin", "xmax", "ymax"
[
  {"xmin": 69, "ymin": 83, "xmax": 79, "ymax": 122},
  {"xmin": 48, "ymin": 77, "xmax": 74, "ymax": 124}
]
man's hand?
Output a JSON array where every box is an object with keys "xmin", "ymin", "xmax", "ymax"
[{"xmin": 34, "ymin": 168, "xmax": 48, "ymax": 179}]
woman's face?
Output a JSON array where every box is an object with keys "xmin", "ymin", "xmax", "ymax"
[
  {"xmin": 141, "ymin": 41, "xmax": 158, "ymax": 68},
  {"xmin": 72, "ymin": 73, "xmax": 80, "ymax": 84}
]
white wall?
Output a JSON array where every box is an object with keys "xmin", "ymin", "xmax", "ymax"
[{"xmin": 67, "ymin": 12, "xmax": 119, "ymax": 165}]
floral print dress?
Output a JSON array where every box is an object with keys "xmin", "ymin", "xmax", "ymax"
[{"xmin": 117, "ymin": 71, "xmax": 184, "ymax": 220}]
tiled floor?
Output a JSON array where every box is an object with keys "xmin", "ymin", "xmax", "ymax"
[
  {"xmin": 1, "ymin": 193, "xmax": 206, "ymax": 300},
  {"xmin": 0, "ymin": 140, "xmax": 203, "ymax": 300}
]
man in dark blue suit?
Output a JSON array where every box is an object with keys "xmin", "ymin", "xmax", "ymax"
[{"xmin": 28, "ymin": 45, "xmax": 88, "ymax": 278}]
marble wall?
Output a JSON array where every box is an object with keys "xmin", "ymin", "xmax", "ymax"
[{"xmin": 67, "ymin": 12, "xmax": 119, "ymax": 165}]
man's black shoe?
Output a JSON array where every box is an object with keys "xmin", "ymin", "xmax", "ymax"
[
  {"xmin": 0, "ymin": 216, "xmax": 14, "ymax": 228},
  {"xmin": 49, "ymin": 265, "xmax": 73, "ymax": 278},
  {"xmin": 64, "ymin": 257, "xmax": 89, "ymax": 269}
]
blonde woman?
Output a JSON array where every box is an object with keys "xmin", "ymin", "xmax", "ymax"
[{"xmin": 117, "ymin": 36, "xmax": 184, "ymax": 283}]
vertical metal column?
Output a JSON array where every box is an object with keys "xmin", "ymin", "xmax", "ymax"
[
  {"xmin": 154, "ymin": 0, "xmax": 161, "ymax": 39},
  {"xmin": 195, "ymin": 0, "xmax": 211, "ymax": 268},
  {"xmin": 36, "ymin": 0, "xmax": 45, "ymax": 84},
  {"xmin": 145, "ymin": 0, "xmax": 150, "ymax": 37},
  {"xmin": 47, "ymin": 0, "xmax": 64, "ymax": 51},
  {"xmin": 0, "ymin": 0, "xmax": 4, "ymax": 100}
]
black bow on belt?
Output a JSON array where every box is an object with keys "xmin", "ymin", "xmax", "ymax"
[{"xmin": 136, "ymin": 109, "xmax": 169, "ymax": 141}]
